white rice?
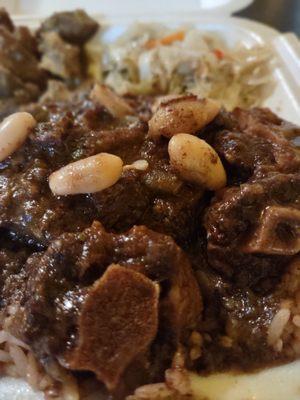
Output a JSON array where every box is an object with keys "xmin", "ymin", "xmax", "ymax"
[
  {"xmin": 0, "ymin": 328, "xmax": 80, "ymax": 400},
  {"xmin": 129, "ymin": 383, "xmax": 172, "ymax": 399},
  {"xmin": 0, "ymin": 349, "xmax": 11, "ymax": 363},
  {"xmin": 26, "ymin": 353, "xmax": 40, "ymax": 390},
  {"xmin": 9, "ymin": 344, "xmax": 28, "ymax": 378},
  {"xmin": 268, "ymin": 308, "xmax": 291, "ymax": 347},
  {"xmin": 267, "ymin": 258, "xmax": 300, "ymax": 356},
  {"xmin": 0, "ymin": 331, "xmax": 29, "ymax": 349}
]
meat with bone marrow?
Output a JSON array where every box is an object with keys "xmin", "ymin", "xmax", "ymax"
[
  {"xmin": 205, "ymin": 173, "xmax": 300, "ymax": 278},
  {"xmin": 0, "ymin": 82, "xmax": 299, "ymax": 397},
  {"xmin": 205, "ymin": 106, "xmax": 300, "ymax": 289},
  {"xmin": 4, "ymin": 222, "xmax": 202, "ymax": 392}
]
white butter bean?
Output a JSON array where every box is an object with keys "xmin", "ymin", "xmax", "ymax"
[
  {"xmin": 168, "ymin": 133, "xmax": 226, "ymax": 190},
  {"xmin": 149, "ymin": 95, "xmax": 220, "ymax": 139},
  {"xmin": 0, "ymin": 112, "xmax": 36, "ymax": 162},
  {"xmin": 151, "ymin": 94, "xmax": 179, "ymax": 113},
  {"xmin": 49, "ymin": 153, "xmax": 123, "ymax": 195},
  {"xmin": 90, "ymin": 83, "xmax": 133, "ymax": 118}
]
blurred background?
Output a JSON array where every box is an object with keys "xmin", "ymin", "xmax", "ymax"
[
  {"xmin": 237, "ymin": 0, "xmax": 300, "ymax": 35},
  {"xmin": 0, "ymin": 0, "xmax": 299, "ymax": 35}
]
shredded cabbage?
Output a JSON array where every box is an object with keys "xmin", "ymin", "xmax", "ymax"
[{"xmin": 98, "ymin": 23, "xmax": 273, "ymax": 110}]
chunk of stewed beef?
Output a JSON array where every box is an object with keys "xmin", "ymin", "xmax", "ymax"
[
  {"xmin": 39, "ymin": 10, "xmax": 99, "ymax": 45},
  {"xmin": 232, "ymin": 108, "xmax": 300, "ymax": 169},
  {"xmin": 0, "ymin": 21, "xmax": 45, "ymax": 117},
  {"xmin": 0, "ymin": 158, "xmax": 98, "ymax": 247},
  {"xmin": 214, "ymin": 130, "xmax": 276, "ymax": 178},
  {"xmin": 0, "ymin": 249, "xmax": 27, "ymax": 308},
  {"xmin": 0, "ymin": 9, "xmax": 98, "ymax": 118},
  {"xmin": 0, "ymin": 83, "xmax": 298, "ymax": 384},
  {"xmin": 0, "ymin": 68, "xmax": 18, "ymax": 99},
  {"xmin": 5, "ymin": 222, "xmax": 202, "ymax": 390},
  {"xmin": 0, "ymin": 99, "xmax": 204, "ymax": 248},
  {"xmin": 0, "ymin": 8, "xmax": 14, "ymax": 32},
  {"xmin": 68, "ymin": 264, "xmax": 159, "ymax": 390},
  {"xmin": 13, "ymin": 26, "xmax": 39, "ymax": 56},
  {"xmin": 216, "ymin": 107, "xmax": 300, "ymax": 141},
  {"xmin": 213, "ymin": 110, "xmax": 299, "ymax": 183},
  {"xmin": 0, "ymin": 27, "xmax": 45, "ymax": 87},
  {"xmin": 205, "ymin": 173, "xmax": 300, "ymax": 288}
]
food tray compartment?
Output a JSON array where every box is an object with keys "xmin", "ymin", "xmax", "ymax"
[
  {"xmin": 13, "ymin": 13, "xmax": 300, "ymax": 124},
  {"xmin": 0, "ymin": 8, "xmax": 300, "ymax": 400}
]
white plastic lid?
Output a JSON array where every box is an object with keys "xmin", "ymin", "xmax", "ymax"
[{"xmin": 7, "ymin": 0, "xmax": 253, "ymax": 17}]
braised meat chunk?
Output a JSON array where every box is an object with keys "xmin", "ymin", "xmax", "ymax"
[
  {"xmin": 0, "ymin": 18, "xmax": 298, "ymax": 397},
  {"xmin": 213, "ymin": 108, "xmax": 300, "ymax": 183},
  {"xmin": 0, "ymin": 15, "xmax": 45, "ymax": 117},
  {"xmin": 37, "ymin": 10, "xmax": 99, "ymax": 83},
  {"xmin": 0, "ymin": 8, "xmax": 14, "ymax": 32},
  {"xmin": 0, "ymin": 9, "xmax": 99, "ymax": 119},
  {"xmin": 69, "ymin": 264, "xmax": 160, "ymax": 390},
  {"xmin": 5, "ymin": 222, "xmax": 201, "ymax": 391},
  {"xmin": 39, "ymin": 10, "xmax": 99, "ymax": 45},
  {"xmin": 205, "ymin": 172, "xmax": 300, "ymax": 286},
  {"xmin": 0, "ymin": 97, "xmax": 205, "ymax": 248},
  {"xmin": 0, "ymin": 28, "xmax": 44, "ymax": 86},
  {"xmin": 196, "ymin": 110, "xmax": 300, "ymax": 374}
]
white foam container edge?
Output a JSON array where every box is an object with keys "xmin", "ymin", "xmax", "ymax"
[
  {"xmin": 1, "ymin": 1, "xmax": 300, "ymax": 399},
  {"xmin": 9, "ymin": 0, "xmax": 300, "ymax": 124}
]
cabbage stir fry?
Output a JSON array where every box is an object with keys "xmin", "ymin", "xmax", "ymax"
[{"xmin": 96, "ymin": 24, "xmax": 273, "ymax": 110}]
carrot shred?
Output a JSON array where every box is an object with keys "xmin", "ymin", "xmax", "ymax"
[
  {"xmin": 145, "ymin": 38, "xmax": 159, "ymax": 49},
  {"xmin": 160, "ymin": 30, "xmax": 185, "ymax": 45},
  {"xmin": 145, "ymin": 30, "xmax": 185, "ymax": 49},
  {"xmin": 213, "ymin": 48, "xmax": 225, "ymax": 60}
]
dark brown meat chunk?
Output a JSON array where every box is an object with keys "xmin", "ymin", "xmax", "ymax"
[
  {"xmin": 91, "ymin": 168, "xmax": 151, "ymax": 232},
  {"xmin": 0, "ymin": 71, "xmax": 298, "ymax": 388},
  {"xmin": 0, "ymin": 8, "xmax": 14, "ymax": 32},
  {"xmin": 0, "ymin": 228, "xmax": 34, "ymax": 311},
  {"xmin": 215, "ymin": 107, "xmax": 300, "ymax": 140},
  {"xmin": 204, "ymin": 173, "xmax": 300, "ymax": 288},
  {"xmin": 0, "ymin": 66, "xmax": 38, "ymax": 99},
  {"xmin": 0, "ymin": 98, "xmax": 204, "ymax": 248},
  {"xmin": 0, "ymin": 65, "xmax": 21, "ymax": 98},
  {"xmin": 0, "ymin": 10, "xmax": 98, "ymax": 118},
  {"xmin": 198, "ymin": 285, "xmax": 280, "ymax": 372},
  {"xmin": 68, "ymin": 264, "xmax": 159, "ymax": 390},
  {"xmin": 0, "ymin": 21, "xmax": 45, "ymax": 117},
  {"xmin": 206, "ymin": 173, "xmax": 300, "ymax": 248},
  {"xmin": 13, "ymin": 26, "xmax": 39, "ymax": 56},
  {"xmin": 5, "ymin": 222, "xmax": 201, "ymax": 389},
  {"xmin": 0, "ymin": 26, "xmax": 45, "ymax": 87},
  {"xmin": 233, "ymin": 107, "xmax": 299, "ymax": 135},
  {"xmin": 214, "ymin": 130, "xmax": 276, "ymax": 180},
  {"xmin": 0, "ymin": 158, "xmax": 97, "ymax": 247},
  {"xmin": 192, "ymin": 109, "xmax": 300, "ymax": 373},
  {"xmin": 0, "ymin": 249, "xmax": 27, "ymax": 308},
  {"xmin": 213, "ymin": 109, "xmax": 300, "ymax": 184},
  {"xmin": 39, "ymin": 10, "xmax": 99, "ymax": 45}
]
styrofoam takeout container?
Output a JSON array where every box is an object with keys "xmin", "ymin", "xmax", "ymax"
[
  {"xmin": 8, "ymin": 0, "xmax": 300, "ymax": 124},
  {"xmin": 1, "ymin": 0, "xmax": 300, "ymax": 399}
]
